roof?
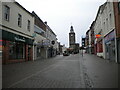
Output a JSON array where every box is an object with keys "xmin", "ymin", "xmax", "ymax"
[
  {"xmin": 86, "ymin": 29, "xmax": 90, "ymax": 34},
  {"xmin": 32, "ymin": 11, "xmax": 46, "ymax": 28},
  {"xmin": 90, "ymin": 21, "xmax": 95, "ymax": 29},
  {"xmin": 45, "ymin": 24, "xmax": 56, "ymax": 36},
  {"xmin": 94, "ymin": 2, "xmax": 107, "ymax": 22},
  {"xmin": 14, "ymin": 1, "xmax": 33, "ymax": 17},
  {"xmin": 32, "ymin": 11, "xmax": 43, "ymax": 22}
]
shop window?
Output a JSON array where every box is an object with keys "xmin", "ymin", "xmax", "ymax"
[
  {"xmin": 97, "ymin": 40, "xmax": 103, "ymax": 53},
  {"xmin": 0, "ymin": 40, "xmax": 2, "ymax": 52},
  {"xmin": 9, "ymin": 41, "xmax": 25, "ymax": 60},
  {"xmin": 37, "ymin": 47, "xmax": 41, "ymax": 57},
  {"xmin": 106, "ymin": 45, "xmax": 108, "ymax": 53},
  {"xmin": 4, "ymin": 5, "xmax": 10, "ymax": 21},
  {"xmin": 18, "ymin": 14, "xmax": 22, "ymax": 27}
]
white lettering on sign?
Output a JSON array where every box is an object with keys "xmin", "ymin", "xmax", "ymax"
[{"xmin": 15, "ymin": 37, "xmax": 25, "ymax": 42}]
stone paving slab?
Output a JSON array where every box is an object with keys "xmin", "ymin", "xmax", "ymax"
[
  {"xmin": 2, "ymin": 54, "xmax": 85, "ymax": 88},
  {"xmin": 82, "ymin": 53, "xmax": 118, "ymax": 88}
]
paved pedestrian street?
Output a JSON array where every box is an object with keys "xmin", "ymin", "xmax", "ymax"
[
  {"xmin": 2, "ymin": 53, "xmax": 118, "ymax": 88},
  {"xmin": 3, "ymin": 54, "xmax": 85, "ymax": 88}
]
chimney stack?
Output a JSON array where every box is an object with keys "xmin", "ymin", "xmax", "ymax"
[{"xmin": 44, "ymin": 21, "xmax": 47, "ymax": 24}]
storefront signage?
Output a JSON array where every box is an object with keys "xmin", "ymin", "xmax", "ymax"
[
  {"xmin": 32, "ymin": 33, "xmax": 36, "ymax": 37},
  {"xmin": 15, "ymin": 37, "xmax": 25, "ymax": 42},
  {"xmin": 35, "ymin": 40, "xmax": 50, "ymax": 46},
  {"xmin": 2, "ymin": 30, "xmax": 33, "ymax": 45},
  {"xmin": 105, "ymin": 30, "xmax": 115, "ymax": 43},
  {"xmin": 51, "ymin": 41, "xmax": 55, "ymax": 45},
  {"xmin": 95, "ymin": 34, "xmax": 101, "ymax": 38}
]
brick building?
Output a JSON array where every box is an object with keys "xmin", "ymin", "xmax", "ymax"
[
  {"xmin": 32, "ymin": 11, "xmax": 48, "ymax": 60},
  {"xmin": 113, "ymin": 1, "xmax": 120, "ymax": 63}
]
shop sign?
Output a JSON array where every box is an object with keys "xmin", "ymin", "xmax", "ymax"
[
  {"xmin": 32, "ymin": 33, "xmax": 36, "ymax": 37},
  {"xmin": 51, "ymin": 41, "xmax": 55, "ymax": 45},
  {"xmin": 15, "ymin": 37, "xmax": 25, "ymax": 42},
  {"xmin": 105, "ymin": 30, "xmax": 115, "ymax": 43},
  {"xmin": 42, "ymin": 40, "xmax": 50, "ymax": 46},
  {"xmin": 35, "ymin": 40, "xmax": 50, "ymax": 46},
  {"xmin": 95, "ymin": 34, "xmax": 101, "ymax": 38}
]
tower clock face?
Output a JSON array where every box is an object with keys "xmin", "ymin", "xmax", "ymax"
[{"xmin": 71, "ymin": 34, "xmax": 73, "ymax": 36}]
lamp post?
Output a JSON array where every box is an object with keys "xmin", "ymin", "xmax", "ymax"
[{"xmin": 81, "ymin": 36, "xmax": 85, "ymax": 57}]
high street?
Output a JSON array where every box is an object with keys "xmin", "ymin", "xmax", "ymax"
[
  {"xmin": 3, "ymin": 54, "xmax": 85, "ymax": 88},
  {"xmin": 1, "ymin": 1, "xmax": 119, "ymax": 89},
  {"xmin": 2, "ymin": 53, "xmax": 118, "ymax": 88}
]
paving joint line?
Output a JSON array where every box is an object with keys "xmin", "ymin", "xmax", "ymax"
[{"xmin": 7, "ymin": 63, "xmax": 57, "ymax": 88}]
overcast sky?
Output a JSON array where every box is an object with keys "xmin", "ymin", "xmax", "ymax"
[{"xmin": 16, "ymin": 0, "xmax": 106, "ymax": 47}]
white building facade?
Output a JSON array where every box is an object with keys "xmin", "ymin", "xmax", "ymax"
[
  {"xmin": 94, "ymin": 3, "xmax": 104, "ymax": 57},
  {"xmin": 102, "ymin": 2, "xmax": 116, "ymax": 61},
  {"xmin": 94, "ymin": 1, "xmax": 116, "ymax": 62},
  {"xmin": 1, "ymin": 2, "xmax": 34, "ymax": 64},
  {"xmin": 45, "ymin": 23, "xmax": 58, "ymax": 58}
]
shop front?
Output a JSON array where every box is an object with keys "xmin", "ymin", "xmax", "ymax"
[
  {"xmin": 47, "ymin": 46, "xmax": 53, "ymax": 58},
  {"xmin": 104, "ymin": 30, "xmax": 116, "ymax": 61},
  {"xmin": 33, "ymin": 42, "xmax": 43, "ymax": 60},
  {"xmin": 33, "ymin": 39, "xmax": 50, "ymax": 60},
  {"xmin": 94, "ymin": 39, "xmax": 97, "ymax": 55},
  {"xmin": 96, "ymin": 38, "xmax": 103, "ymax": 57},
  {"xmin": 2, "ymin": 30, "xmax": 34, "ymax": 64}
]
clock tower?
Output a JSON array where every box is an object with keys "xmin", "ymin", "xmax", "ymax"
[{"xmin": 69, "ymin": 26, "xmax": 76, "ymax": 48}]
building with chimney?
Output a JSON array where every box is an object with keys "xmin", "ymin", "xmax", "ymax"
[
  {"xmin": 32, "ymin": 11, "xmax": 48, "ymax": 60},
  {"xmin": 45, "ymin": 22, "xmax": 58, "ymax": 58}
]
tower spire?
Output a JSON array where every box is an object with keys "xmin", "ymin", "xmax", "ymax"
[
  {"xmin": 70, "ymin": 25, "xmax": 74, "ymax": 32},
  {"xmin": 71, "ymin": 22, "xmax": 72, "ymax": 26}
]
